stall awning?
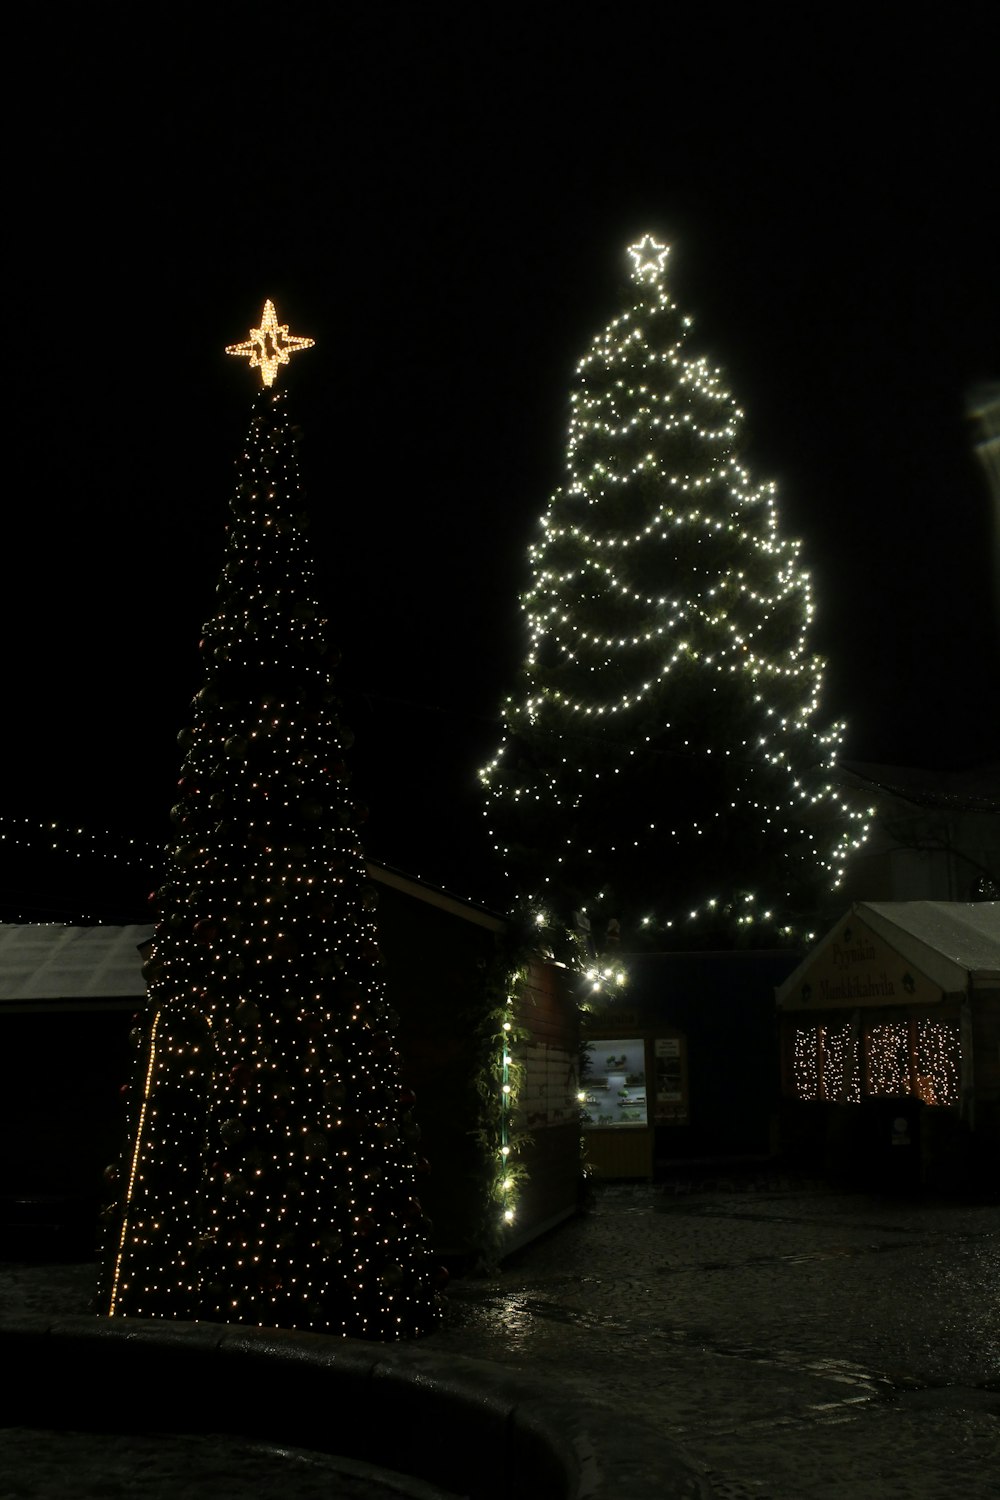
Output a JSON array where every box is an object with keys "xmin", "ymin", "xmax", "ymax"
[
  {"xmin": 0, "ymin": 924, "xmax": 153, "ymax": 1003},
  {"xmin": 776, "ymin": 902, "xmax": 1000, "ymax": 1010}
]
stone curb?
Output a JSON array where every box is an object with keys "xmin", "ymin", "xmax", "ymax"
[{"xmin": 0, "ymin": 1316, "xmax": 713, "ymax": 1499}]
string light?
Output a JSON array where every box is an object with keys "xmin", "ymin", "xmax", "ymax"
[
  {"xmin": 98, "ymin": 379, "xmax": 440, "ymax": 1340},
  {"xmin": 627, "ymin": 234, "xmax": 671, "ymax": 282},
  {"xmin": 481, "ymin": 235, "xmax": 870, "ymax": 946},
  {"xmin": 793, "ymin": 1017, "xmax": 959, "ymax": 1106}
]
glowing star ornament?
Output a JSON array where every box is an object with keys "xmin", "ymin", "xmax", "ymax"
[
  {"xmin": 225, "ymin": 299, "xmax": 315, "ymax": 386},
  {"xmin": 627, "ymin": 234, "xmax": 670, "ymax": 283}
]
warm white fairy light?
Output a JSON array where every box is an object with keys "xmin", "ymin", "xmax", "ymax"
[
  {"xmin": 100, "ymin": 385, "xmax": 440, "ymax": 1340},
  {"xmin": 225, "ymin": 299, "xmax": 315, "ymax": 387},
  {"xmin": 793, "ymin": 1017, "xmax": 959, "ymax": 1108},
  {"xmin": 915, "ymin": 1019, "xmax": 960, "ymax": 1106},
  {"xmin": 0, "ymin": 816, "xmax": 161, "ymax": 921},
  {"xmin": 481, "ymin": 236, "xmax": 869, "ymax": 943}
]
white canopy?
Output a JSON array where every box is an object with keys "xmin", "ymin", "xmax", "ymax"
[
  {"xmin": 777, "ymin": 902, "xmax": 1000, "ymax": 1009},
  {"xmin": 0, "ymin": 924, "xmax": 152, "ymax": 1003}
]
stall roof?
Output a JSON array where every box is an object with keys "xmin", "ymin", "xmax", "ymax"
[
  {"xmin": 0, "ymin": 924, "xmax": 152, "ymax": 1003},
  {"xmin": 0, "ymin": 859, "xmax": 505, "ymax": 1006},
  {"xmin": 862, "ymin": 902, "xmax": 1000, "ymax": 977},
  {"xmin": 368, "ymin": 863, "xmax": 506, "ymax": 933},
  {"xmin": 777, "ymin": 902, "xmax": 1000, "ymax": 1007}
]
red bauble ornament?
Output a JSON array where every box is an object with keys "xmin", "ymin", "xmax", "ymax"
[{"xmin": 229, "ymin": 1062, "xmax": 255, "ymax": 1089}]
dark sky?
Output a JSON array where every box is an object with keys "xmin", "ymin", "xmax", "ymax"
[{"xmin": 5, "ymin": 4, "xmax": 999, "ymax": 919}]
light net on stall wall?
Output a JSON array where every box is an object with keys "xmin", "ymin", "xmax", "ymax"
[
  {"xmin": 792, "ymin": 1025, "xmax": 819, "ymax": 1100},
  {"xmin": 866, "ymin": 1021, "xmax": 911, "ymax": 1096},
  {"xmin": 792, "ymin": 1022, "xmax": 857, "ymax": 1102},
  {"xmin": 823, "ymin": 1022, "xmax": 860, "ymax": 1103},
  {"xmin": 915, "ymin": 1019, "xmax": 960, "ymax": 1106}
]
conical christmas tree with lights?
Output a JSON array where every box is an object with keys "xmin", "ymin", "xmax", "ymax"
[
  {"xmin": 482, "ymin": 237, "xmax": 868, "ymax": 951},
  {"xmin": 99, "ymin": 302, "xmax": 441, "ymax": 1338}
]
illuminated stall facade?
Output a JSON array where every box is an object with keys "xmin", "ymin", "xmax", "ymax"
[{"xmin": 776, "ymin": 901, "xmax": 1000, "ymax": 1189}]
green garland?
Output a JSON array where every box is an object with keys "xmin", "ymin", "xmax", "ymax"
[{"xmin": 470, "ymin": 906, "xmax": 600, "ymax": 1269}]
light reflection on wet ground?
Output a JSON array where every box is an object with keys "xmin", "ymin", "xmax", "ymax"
[
  {"xmin": 433, "ymin": 1184, "xmax": 1000, "ymax": 1497},
  {"xmin": 1, "ymin": 1184, "xmax": 997, "ymax": 1497}
]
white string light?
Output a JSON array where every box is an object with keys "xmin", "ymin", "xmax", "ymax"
[{"xmin": 481, "ymin": 236, "xmax": 870, "ymax": 944}]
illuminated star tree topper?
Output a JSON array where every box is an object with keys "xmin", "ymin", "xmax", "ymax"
[
  {"xmin": 626, "ymin": 233, "xmax": 670, "ymax": 283},
  {"xmin": 225, "ymin": 298, "xmax": 315, "ymax": 386}
]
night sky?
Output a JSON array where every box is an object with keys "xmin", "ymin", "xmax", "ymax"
[{"xmin": 5, "ymin": 4, "xmax": 998, "ymax": 921}]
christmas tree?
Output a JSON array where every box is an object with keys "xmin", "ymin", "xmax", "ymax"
[
  {"xmin": 99, "ymin": 302, "xmax": 441, "ymax": 1338},
  {"xmin": 482, "ymin": 237, "xmax": 869, "ymax": 951}
]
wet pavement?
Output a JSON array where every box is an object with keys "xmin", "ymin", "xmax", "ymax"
[{"xmin": 1, "ymin": 1178, "xmax": 998, "ymax": 1498}]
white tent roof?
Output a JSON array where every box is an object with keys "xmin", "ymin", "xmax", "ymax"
[
  {"xmin": 777, "ymin": 901, "xmax": 1000, "ymax": 1006},
  {"xmin": 0, "ymin": 924, "xmax": 152, "ymax": 1002},
  {"xmin": 860, "ymin": 902, "xmax": 1000, "ymax": 984}
]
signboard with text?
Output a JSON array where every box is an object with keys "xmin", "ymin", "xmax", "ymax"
[
  {"xmin": 654, "ymin": 1035, "xmax": 688, "ymax": 1122},
  {"xmin": 778, "ymin": 916, "xmax": 944, "ymax": 1011}
]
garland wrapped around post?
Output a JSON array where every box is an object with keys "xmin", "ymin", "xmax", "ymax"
[{"xmin": 472, "ymin": 909, "xmax": 596, "ymax": 1267}]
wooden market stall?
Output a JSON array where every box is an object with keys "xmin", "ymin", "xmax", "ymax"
[
  {"xmin": 0, "ymin": 923, "xmax": 152, "ymax": 1253},
  {"xmin": 776, "ymin": 901, "xmax": 1000, "ymax": 1191},
  {"xmin": 0, "ymin": 874, "xmax": 584, "ymax": 1263},
  {"xmin": 367, "ymin": 865, "xmax": 583, "ymax": 1258}
]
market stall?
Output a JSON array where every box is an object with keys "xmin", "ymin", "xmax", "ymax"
[{"xmin": 776, "ymin": 901, "xmax": 1000, "ymax": 1189}]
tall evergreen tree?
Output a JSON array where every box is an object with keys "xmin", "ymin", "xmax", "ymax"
[
  {"xmin": 99, "ymin": 303, "xmax": 441, "ymax": 1338},
  {"xmin": 482, "ymin": 238, "xmax": 868, "ymax": 951}
]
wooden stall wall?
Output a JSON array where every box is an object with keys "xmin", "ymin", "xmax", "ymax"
[
  {"xmin": 510, "ymin": 960, "xmax": 583, "ymax": 1250},
  {"xmin": 970, "ymin": 986, "xmax": 1000, "ymax": 1191},
  {"xmin": 371, "ymin": 879, "xmax": 497, "ymax": 1257}
]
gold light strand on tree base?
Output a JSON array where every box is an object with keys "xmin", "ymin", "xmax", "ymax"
[{"xmin": 108, "ymin": 1009, "xmax": 163, "ymax": 1316}]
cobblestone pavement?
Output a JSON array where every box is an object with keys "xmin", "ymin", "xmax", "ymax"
[
  {"xmin": 434, "ymin": 1181, "xmax": 1000, "ymax": 1500},
  {"xmin": 1, "ymin": 1179, "xmax": 998, "ymax": 1498},
  {"xmin": 0, "ymin": 1429, "xmax": 453, "ymax": 1500}
]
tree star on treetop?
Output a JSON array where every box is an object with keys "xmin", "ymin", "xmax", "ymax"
[
  {"xmin": 225, "ymin": 299, "xmax": 315, "ymax": 386},
  {"xmin": 627, "ymin": 235, "xmax": 670, "ymax": 283}
]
